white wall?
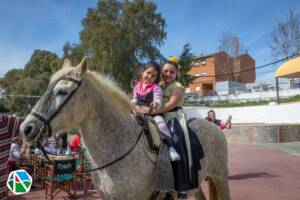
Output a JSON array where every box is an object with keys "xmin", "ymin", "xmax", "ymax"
[
  {"xmin": 185, "ymin": 88, "xmax": 300, "ymax": 103},
  {"xmin": 184, "ymin": 102, "xmax": 300, "ymax": 124}
]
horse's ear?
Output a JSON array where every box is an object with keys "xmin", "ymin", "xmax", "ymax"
[
  {"xmin": 62, "ymin": 59, "xmax": 72, "ymax": 68},
  {"xmin": 76, "ymin": 56, "xmax": 88, "ymax": 75}
]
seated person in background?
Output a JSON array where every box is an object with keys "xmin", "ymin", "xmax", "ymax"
[
  {"xmin": 205, "ymin": 110, "xmax": 232, "ymax": 130},
  {"xmin": 70, "ymin": 133, "xmax": 81, "ymax": 153},
  {"xmin": 34, "ymin": 137, "xmax": 55, "ymax": 154},
  {"xmin": 55, "ymin": 132, "xmax": 68, "ymax": 146},
  {"xmin": 57, "ymin": 132, "xmax": 68, "ymax": 148},
  {"xmin": 7, "ymin": 136, "xmax": 26, "ymax": 171},
  {"xmin": 56, "ymin": 137, "xmax": 68, "ymax": 155}
]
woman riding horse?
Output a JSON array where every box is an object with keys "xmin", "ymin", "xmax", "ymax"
[{"xmin": 152, "ymin": 58, "xmax": 203, "ymax": 199}]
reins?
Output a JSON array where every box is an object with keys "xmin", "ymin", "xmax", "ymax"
[
  {"xmin": 85, "ymin": 127, "xmax": 144, "ymax": 173},
  {"xmin": 84, "ymin": 107, "xmax": 153, "ymax": 173}
]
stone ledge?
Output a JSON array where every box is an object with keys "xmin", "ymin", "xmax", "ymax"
[{"xmin": 224, "ymin": 124, "xmax": 300, "ymax": 143}]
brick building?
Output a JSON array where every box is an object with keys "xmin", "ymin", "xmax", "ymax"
[{"xmin": 187, "ymin": 51, "xmax": 255, "ymax": 96}]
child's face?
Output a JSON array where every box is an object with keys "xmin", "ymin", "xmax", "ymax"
[{"xmin": 142, "ymin": 67, "xmax": 158, "ymax": 84}]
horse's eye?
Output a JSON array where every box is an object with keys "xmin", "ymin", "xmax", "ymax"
[{"xmin": 56, "ymin": 89, "xmax": 68, "ymax": 96}]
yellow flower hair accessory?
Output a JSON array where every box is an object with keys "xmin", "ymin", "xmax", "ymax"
[{"xmin": 168, "ymin": 56, "xmax": 179, "ymax": 64}]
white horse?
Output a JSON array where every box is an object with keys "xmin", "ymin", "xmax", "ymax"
[{"xmin": 20, "ymin": 58, "xmax": 231, "ymax": 200}]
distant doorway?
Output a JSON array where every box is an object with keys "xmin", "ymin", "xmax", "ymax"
[{"xmin": 202, "ymin": 83, "xmax": 214, "ymax": 96}]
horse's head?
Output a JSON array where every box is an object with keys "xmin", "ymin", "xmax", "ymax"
[{"xmin": 20, "ymin": 57, "xmax": 88, "ymax": 144}]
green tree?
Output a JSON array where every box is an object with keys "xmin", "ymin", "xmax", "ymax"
[
  {"xmin": 80, "ymin": 0, "xmax": 166, "ymax": 92},
  {"xmin": 24, "ymin": 49, "xmax": 59, "ymax": 76},
  {"xmin": 2, "ymin": 50, "xmax": 59, "ymax": 115},
  {"xmin": 0, "ymin": 69, "xmax": 24, "ymax": 88},
  {"xmin": 62, "ymin": 41, "xmax": 86, "ymax": 67},
  {"xmin": 4, "ymin": 77, "xmax": 44, "ymax": 115},
  {"xmin": 0, "ymin": 99, "xmax": 9, "ymax": 113},
  {"xmin": 178, "ymin": 43, "xmax": 194, "ymax": 87}
]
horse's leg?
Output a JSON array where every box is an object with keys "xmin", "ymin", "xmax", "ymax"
[
  {"xmin": 207, "ymin": 177, "xmax": 218, "ymax": 200},
  {"xmin": 149, "ymin": 192, "xmax": 173, "ymax": 200},
  {"xmin": 149, "ymin": 191, "xmax": 163, "ymax": 200},
  {"xmin": 211, "ymin": 177, "xmax": 231, "ymax": 200},
  {"xmin": 192, "ymin": 187, "xmax": 206, "ymax": 200}
]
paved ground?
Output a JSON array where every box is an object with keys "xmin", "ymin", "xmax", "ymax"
[
  {"xmin": 8, "ymin": 181, "xmax": 100, "ymax": 200},
  {"xmin": 224, "ymin": 143, "xmax": 300, "ymax": 200},
  {"xmin": 8, "ymin": 143, "xmax": 300, "ymax": 200}
]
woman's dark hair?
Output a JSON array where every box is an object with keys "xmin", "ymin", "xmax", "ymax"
[
  {"xmin": 207, "ymin": 110, "xmax": 216, "ymax": 122},
  {"xmin": 141, "ymin": 61, "xmax": 161, "ymax": 84},
  {"xmin": 164, "ymin": 60, "xmax": 179, "ymax": 71},
  {"xmin": 55, "ymin": 132, "xmax": 68, "ymax": 148}
]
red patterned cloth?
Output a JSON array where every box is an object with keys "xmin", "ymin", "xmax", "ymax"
[{"xmin": 0, "ymin": 115, "xmax": 24, "ymax": 200}]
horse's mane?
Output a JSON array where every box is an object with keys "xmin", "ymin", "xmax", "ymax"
[
  {"xmin": 86, "ymin": 71, "xmax": 133, "ymax": 114},
  {"xmin": 51, "ymin": 67, "xmax": 133, "ymax": 115}
]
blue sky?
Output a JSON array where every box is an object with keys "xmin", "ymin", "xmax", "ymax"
[{"xmin": 1, "ymin": 0, "xmax": 300, "ymax": 81}]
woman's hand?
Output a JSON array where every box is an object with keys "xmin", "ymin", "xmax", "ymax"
[
  {"xmin": 135, "ymin": 105, "xmax": 151, "ymax": 114},
  {"xmin": 139, "ymin": 106, "xmax": 151, "ymax": 114},
  {"xmin": 150, "ymin": 102, "xmax": 158, "ymax": 109},
  {"xmin": 223, "ymin": 115, "xmax": 232, "ymax": 129}
]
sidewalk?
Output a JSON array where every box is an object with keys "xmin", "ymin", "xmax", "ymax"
[{"xmin": 255, "ymin": 142, "xmax": 300, "ymax": 157}]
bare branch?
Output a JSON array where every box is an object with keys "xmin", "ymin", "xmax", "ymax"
[{"xmin": 269, "ymin": 9, "xmax": 300, "ymax": 58}]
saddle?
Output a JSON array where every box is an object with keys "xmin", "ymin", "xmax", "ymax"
[{"xmin": 135, "ymin": 114, "xmax": 161, "ymax": 152}]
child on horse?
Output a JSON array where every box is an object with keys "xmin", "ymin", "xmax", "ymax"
[{"xmin": 131, "ymin": 61, "xmax": 180, "ymax": 161}]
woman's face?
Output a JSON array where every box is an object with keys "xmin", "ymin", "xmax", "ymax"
[
  {"xmin": 208, "ymin": 112, "xmax": 216, "ymax": 120},
  {"xmin": 162, "ymin": 63, "xmax": 177, "ymax": 84}
]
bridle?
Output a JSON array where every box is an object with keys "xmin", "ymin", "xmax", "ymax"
[
  {"xmin": 31, "ymin": 76, "xmax": 82, "ymax": 140},
  {"xmin": 30, "ymin": 74, "xmax": 145, "ymax": 172}
]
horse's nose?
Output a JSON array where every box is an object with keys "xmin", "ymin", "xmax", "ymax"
[{"xmin": 21, "ymin": 124, "xmax": 35, "ymax": 139}]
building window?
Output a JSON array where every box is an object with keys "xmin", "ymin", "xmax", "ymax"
[
  {"xmin": 201, "ymin": 58, "xmax": 206, "ymax": 66},
  {"xmin": 196, "ymin": 86, "xmax": 200, "ymax": 91},
  {"xmin": 193, "ymin": 58, "xmax": 199, "ymax": 67},
  {"xmin": 194, "ymin": 73, "xmax": 200, "ymax": 77},
  {"xmin": 201, "ymin": 72, "xmax": 207, "ymax": 77}
]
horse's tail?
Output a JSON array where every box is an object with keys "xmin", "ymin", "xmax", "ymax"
[{"xmin": 207, "ymin": 177, "xmax": 218, "ymax": 200}]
